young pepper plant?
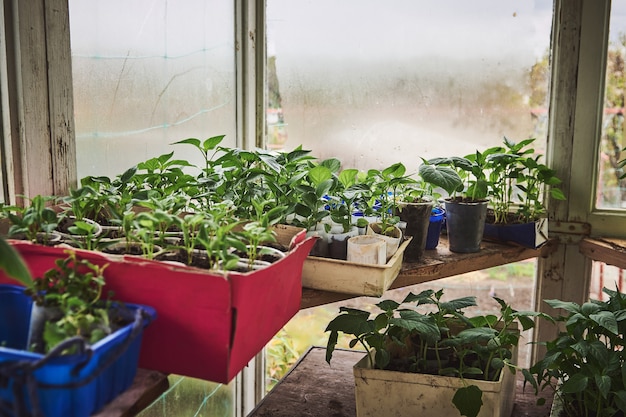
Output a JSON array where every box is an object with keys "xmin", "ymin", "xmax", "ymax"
[
  {"xmin": 27, "ymin": 250, "xmax": 113, "ymax": 352},
  {"xmin": 427, "ymin": 147, "xmax": 499, "ymax": 202},
  {"xmin": 328, "ymin": 168, "xmax": 370, "ymax": 234},
  {"xmin": 326, "ymin": 288, "xmax": 543, "ymax": 417},
  {"xmin": 366, "ymin": 162, "xmax": 416, "ymax": 236},
  {"xmin": 6, "ymin": 195, "xmax": 63, "ymax": 244},
  {"xmin": 524, "ymin": 288, "xmax": 626, "ymax": 417},
  {"xmin": 291, "ymin": 163, "xmax": 335, "ymax": 232}
]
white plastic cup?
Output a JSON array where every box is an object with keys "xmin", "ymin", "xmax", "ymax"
[{"xmin": 347, "ymin": 235, "xmax": 387, "ymax": 265}]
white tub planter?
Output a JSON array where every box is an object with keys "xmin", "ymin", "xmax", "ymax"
[
  {"xmin": 353, "ymin": 351, "xmax": 517, "ymax": 417},
  {"xmin": 366, "ymin": 223, "xmax": 402, "ymax": 261},
  {"xmin": 549, "ymin": 392, "xmax": 562, "ymax": 417},
  {"xmin": 346, "ymin": 235, "xmax": 386, "ymax": 265}
]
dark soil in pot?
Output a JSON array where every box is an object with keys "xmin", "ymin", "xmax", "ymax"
[
  {"xmin": 102, "ymin": 244, "xmax": 145, "ymax": 256},
  {"xmin": 9, "ymin": 232, "xmax": 62, "ymax": 246},
  {"xmin": 232, "ymin": 247, "xmax": 286, "ymax": 264},
  {"xmin": 155, "ymin": 250, "xmax": 214, "ymax": 269},
  {"xmin": 486, "ymin": 209, "xmax": 532, "ymax": 225}
]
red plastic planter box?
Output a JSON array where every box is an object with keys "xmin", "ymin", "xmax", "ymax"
[{"xmin": 0, "ymin": 225, "xmax": 315, "ymax": 383}]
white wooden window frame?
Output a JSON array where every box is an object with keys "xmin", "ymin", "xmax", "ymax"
[
  {"xmin": 2, "ymin": 0, "xmax": 625, "ymax": 411},
  {"xmin": 235, "ymin": 1, "xmax": 267, "ymax": 415},
  {"xmin": 534, "ymin": 0, "xmax": 626, "ymax": 356},
  {"xmin": 0, "ymin": 0, "xmax": 76, "ymax": 203}
]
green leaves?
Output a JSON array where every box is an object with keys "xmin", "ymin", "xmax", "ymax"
[
  {"xmin": 173, "ymin": 135, "xmax": 225, "ymax": 153},
  {"xmin": 308, "ymin": 165, "xmax": 333, "ymax": 185},
  {"xmin": 527, "ymin": 287, "xmax": 626, "ymax": 415},
  {"xmin": 452, "ymin": 385, "xmax": 483, "ymax": 417},
  {"xmin": 337, "ymin": 168, "xmax": 359, "ymax": 188},
  {"xmin": 440, "ymin": 296, "xmax": 478, "ymax": 312},
  {"xmin": 418, "ymin": 164, "xmax": 463, "ymax": 196},
  {"xmin": 0, "ymin": 237, "xmax": 33, "ymax": 286},
  {"xmin": 390, "ymin": 311, "xmax": 439, "ymax": 343},
  {"xmin": 325, "ymin": 288, "xmax": 535, "ymax": 417},
  {"xmin": 381, "ymin": 162, "xmax": 406, "ymax": 180},
  {"xmin": 427, "ymin": 136, "xmax": 564, "ymax": 221},
  {"xmin": 27, "ymin": 251, "xmax": 112, "ymax": 353},
  {"xmin": 545, "ymin": 298, "xmax": 580, "ymax": 313},
  {"xmin": 591, "ymin": 310, "xmax": 619, "ymax": 335},
  {"xmin": 561, "ymin": 373, "xmax": 589, "ymax": 394},
  {"xmin": 5, "ymin": 195, "xmax": 62, "ymax": 242}
]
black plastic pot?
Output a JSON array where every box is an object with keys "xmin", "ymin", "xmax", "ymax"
[
  {"xmin": 397, "ymin": 201, "xmax": 433, "ymax": 261},
  {"xmin": 444, "ymin": 198, "xmax": 488, "ymax": 253},
  {"xmin": 328, "ymin": 228, "xmax": 358, "ymax": 260}
]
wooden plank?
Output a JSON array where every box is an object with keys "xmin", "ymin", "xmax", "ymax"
[
  {"xmin": 248, "ymin": 347, "xmax": 357, "ymax": 417},
  {"xmin": 0, "ymin": 1, "xmax": 17, "ymax": 202},
  {"xmin": 44, "ymin": 0, "xmax": 77, "ymax": 195},
  {"xmin": 533, "ymin": 0, "xmax": 588, "ymax": 362},
  {"xmin": 15, "ymin": 0, "xmax": 54, "ymax": 197},
  {"xmin": 392, "ymin": 238, "xmax": 556, "ymax": 289},
  {"xmin": 3, "ymin": 0, "xmax": 76, "ymax": 201},
  {"xmin": 92, "ymin": 369, "xmax": 169, "ymax": 417},
  {"xmin": 301, "ymin": 237, "xmax": 557, "ymax": 309},
  {"xmin": 579, "ymin": 237, "xmax": 626, "ymax": 269}
]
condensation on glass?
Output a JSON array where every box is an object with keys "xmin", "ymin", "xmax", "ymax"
[
  {"xmin": 596, "ymin": 3, "xmax": 626, "ymax": 209},
  {"xmin": 68, "ymin": 2, "xmax": 237, "ymax": 413},
  {"xmin": 69, "ymin": 0, "xmax": 237, "ymax": 179},
  {"xmin": 266, "ymin": 0, "xmax": 553, "ymax": 171},
  {"xmin": 264, "ymin": 0, "xmax": 553, "ymax": 394}
]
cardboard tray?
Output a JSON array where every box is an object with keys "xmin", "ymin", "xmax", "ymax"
[
  {"xmin": 301, "ymin": 237, "xmax": 411, "ymax": 297},
  {"xmin": 0, "ymin": 224, "xmax": 315, "ymax": 384}
]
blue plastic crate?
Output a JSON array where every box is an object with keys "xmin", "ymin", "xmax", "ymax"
[{"xmin": 0, "ymin": 284, "xmax": 156, "ymax": 417}]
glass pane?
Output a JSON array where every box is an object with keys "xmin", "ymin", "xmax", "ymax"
[
  {"xmin": 266, "ymin": 0, "xmax": 553, "ymax": 167},
  {"xmin": 69, "ymin": 0, "xmax": 237, "ymax": 179},
  {"xmin": 590, "ymin": 261, "xmax": 625, "ymax": 301},
  {"xmin": 597, "ymin": 3, "xmax": 626, "ymax": 209},
  {"xmin": 266, "ymin": 0, "xmax": 553, "ymax": 388},
  {"xmin": 137, "ymin": 377, "xmax": 234, "ymax": 417},
  {"xmin": 69, "ymin": 2, "xmax": 237, "ymax": 415}
]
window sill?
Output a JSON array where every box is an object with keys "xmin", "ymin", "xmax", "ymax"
[{"xmin": 579, "ymin": 237, "xmax": 626, "ymax": 269}]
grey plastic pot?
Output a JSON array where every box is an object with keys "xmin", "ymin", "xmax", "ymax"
[{"xmin": 444, "ymin": 198, "xmax": 488, "ymax": 253}]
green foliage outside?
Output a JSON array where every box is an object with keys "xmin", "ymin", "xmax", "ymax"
[
  {"xmin": 600, "ymin": 33, "xmax": 626, "ymax": 206},
  {"xmin": 266, "ymin": 306, "xmax": 362, "ymax": 392}
]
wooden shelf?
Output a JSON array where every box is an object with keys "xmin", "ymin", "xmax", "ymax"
[
  {"xmin": 301, "ymin": 236, "xmax": 558, "ymax": 309},
  {"xmin": 579, "ymin": 237, "xmax": 626, "ymax": 269}
]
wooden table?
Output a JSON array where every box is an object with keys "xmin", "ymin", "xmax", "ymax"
[
  {"xmin": 93, "ymin": 369, "xmax": 169, "ymax": 417},
  {"xmin": 248, "ymin": 347, "xmax": 554, "ymax": 417}
]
